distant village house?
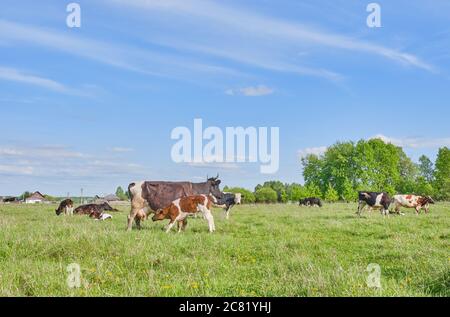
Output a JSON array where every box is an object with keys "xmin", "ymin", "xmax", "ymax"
[{"xmin": 25, "ymin": 192, "xmax": 48, "ymax": 204}]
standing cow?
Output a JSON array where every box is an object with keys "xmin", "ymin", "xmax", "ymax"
[
  {"xmin": 215, "ymin": 192, "xmax": 242, "ymax": 220},
  {"xmin": 127, "ymin": 175, "xmax": 224, "ymax": 231},
  {"xmin": 152, "ymin": 195, "xmax": 216, "ymax": 233},
  {"xmin": 357, "ymin": 191, "xmax": 392, "ymax": 216},
  {"xmin": 55, "ymin": 199, "xmax": 74, "ymax": 216},
  {"xmin": 392, "ymin": 195, "xmax": 435, "ymax": 215}
]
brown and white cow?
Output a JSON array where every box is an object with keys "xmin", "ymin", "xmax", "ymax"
[
  {"xmin": 55, "ymin": 199, "xmax": 74, "ymax": 216},
  {"xmin": 392, "ymin": 195, "xmax": 435, "ymax": 215},
  {"xmin": 152, "ymin": 195, "xmax": 216, "ymax": 233},
  {"xmin": 127, "ymin": 176, "xmax": 223, "ymax": 231}
]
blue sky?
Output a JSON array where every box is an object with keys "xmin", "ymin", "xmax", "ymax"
[{"xmin": 1, "ymin": 0, "xmax": 450, "ymax": 196}]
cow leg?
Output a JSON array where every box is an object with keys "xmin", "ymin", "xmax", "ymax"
[
  {"xmin": 166, "ymin": 220, "xmax": 176, "ymax": 233},
  {"xmin": 415, "ymin": 206, "xmax": 421, "ymax": 215},
  {"xmin": 357, "ymin": 201, "xmax": 366, "ymax": 216},
  {"xmin": 225, "ymin": 205, "xmax": 233, "ymax": 220},
  {"xmin": 135, "ymin": 218, "xmax": 142, "ymax": 230},
  {"xmin": 202, "ymin": 208, "xmax": 215, "ymax": 233},
  {"xmin": 425, "ymin": 204, "xmax": 429, "ymax": 214}
]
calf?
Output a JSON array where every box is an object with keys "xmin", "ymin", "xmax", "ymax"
[
  {"xmin": 152, "ymin": 195, "xmax": 216, "ymax": 233},
  {"xmin": 299, "ymin": 197, "xmax": 323, "ymax": 208},
  {"xmin": 74, "ymin": 202, "xmax": 118, "ymax": 220},
  {"xmin": 392, "ymin": 195, "xmax": 435, "ymax": 215},
  {"xmin": 56, "ymin": 199, "xmax": 74, "ymax": 216},
  {"xmin": 357, "ymin": 191, "xmax": 391, "ymax": 216},
  {"xmin": 215, "ymin": 193, "xmax": 242, "ymax": 220}
]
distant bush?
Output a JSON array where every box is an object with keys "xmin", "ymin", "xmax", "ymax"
[{"xmin": 255, "ymin": 187, "xmax": 278, "ymax": 203}]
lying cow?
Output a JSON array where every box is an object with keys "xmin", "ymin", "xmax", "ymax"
[
  {"xmin": 392, "ymin": 195, "xmax": 435, "ymax": 215},
  {"xmin": 357, "ymin": 191, "xmax": 391, "ymax": 216},
  {"xmin": 74, "ymin": 202, "xmax": 117, "ymax": 220},
  {"xmin": 299, "ymin": 197, "xmax": 322, "ymax": 208},
  {"xmin": 152, "ymin": 195, "xmax": 216, "ymax": 233},
  {"xmin": 55, "ymin": 199, "xmax": 74, "ymax": 216},
  {"xmin": 215, "ymin": 193, "xmax": 242, "ymax": 220}
]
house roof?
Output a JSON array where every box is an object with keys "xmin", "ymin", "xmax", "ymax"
[
  {"xmin": 103, "ymin": 194, "xmax": 120, "ymax": 201},
  {"xmin": 27, "ymin": 191, "xmax": 46, "ymax": 200}
]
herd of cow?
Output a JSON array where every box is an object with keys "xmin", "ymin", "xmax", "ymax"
[
  {"xmin": 55, "ymin": 175, "xmax": 436, "ymax": 233},
  {"xmin": 299, "ymin": 191, "xmax": 435, "ymax": 217}
]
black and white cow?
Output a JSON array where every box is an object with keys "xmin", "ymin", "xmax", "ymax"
[
  {"xmin": 357, "ymin": 191, "xmax": 392, "ymax": 216},
  {"xmin": 215, "ymin": 193, "xmax": 242, "ymax": 220},
  {"xmin": 299, "ymin": 197, "xmax": 323, "ymax": 208}
]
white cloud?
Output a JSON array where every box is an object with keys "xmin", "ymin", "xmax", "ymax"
[
  {"xmin": 0, "ymin": 19, "xmax": 245, "ymax": 82},
  {"xmin": 372, "ymin": 134, "xmax": 450, "ymax": 149},
  {"xmin": 110, "ymin": 0, "xmax": 435, "ymax": 72},
  {"xmin": 298, "ymin": 146, "xmax": 328, "ymax": 158},
  {"xmin": 0, "ymin": 66, "xmax": 77, "ymax": 94},
  {"xmin": 0, "ymin": 164, "xmax": 33, "ymax": 175},
  {"xmin": 226, "ymin": 85, "xmax": 274, "ymax": 97},
  {"xmin": 110, "ymin": 147, "xmax": 134, "ymax": 153},
  {"xmin": 0, "ymin": 145, "xmax": 146, "ymax": 178}
]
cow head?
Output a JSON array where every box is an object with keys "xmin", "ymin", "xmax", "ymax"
[
  {"xmin": 426, "ymin": 196, "xmax": 435, "ymax": 204},
  {"xmin": 234, "ymin": 193, "xmax": 242, "ymax": 205},
  {"xmin": 101, "ymin": 202, "xmax": 117, "ymax": 211},
  {"xmin": 152, "ymin": 208, "xmax": 168, "ymax": 222},
  {"xmin": 206, "ymin": 174, "xmax": 223, "ymax": 199},
  {"xmin": 55, "ymin": 208, "xmax": 63, "ymax": 216}
]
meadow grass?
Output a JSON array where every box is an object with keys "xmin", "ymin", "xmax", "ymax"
[{"xmin": 0, "ymin": 202, "xmax": 448, "ymax": 297}]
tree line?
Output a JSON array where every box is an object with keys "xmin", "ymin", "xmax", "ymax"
[{"xmin": 225, "ymin": 140, "xmax": 449, "ymax": 203}]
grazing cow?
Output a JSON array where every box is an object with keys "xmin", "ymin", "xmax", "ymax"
[
  {"xmin": 55, "ymin": 199, "xmax": 74, "ymax": 216},
  {"xmin": 74, "ymin": 202, "xmax": 118, "ymax": 220},
  {"xmin": 357, "ymin": 191, "xmax": 392, "ymax": 216},
  {"xmin": 215, "ymin": 193, "xmax": 242, "ymax": 220},
  {"xmin": 152, "ymin": 195, "xmax": 216, "ymax": 233},
  {"xmin": 299, "ymin": 197, "xmax": 323, "ymax": 208},
  {"xmin": 392, "ymin": 195, "xmax": 435, "ymax": 215},
  {"xmin": 127, "ymin": 175, "xmax": 224, "ymax": 231}
]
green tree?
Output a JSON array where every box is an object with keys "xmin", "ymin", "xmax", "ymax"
[
  {"xmin": 19, "ymin": 191, "xmax": 31, "ymax": 201},
  {"xmin": 342, "ymin": 178, "xmax": 357, "ymax": 202},
  {"xmin": 115, "ymin": 186, "xmax": 128, "ymax": 201},
  {"xmin": 419, "ymin": 155, "xmax": 434, "ymax": 183},
  {"xmin": 255, "ymin": 187, "xmax": 278, "ymax": 203},
  {"xmin": 434, "ymin": 147, "xmax": 450, "ymax": 200},
  {"xmin": 286, "ymin": 183, "xmax": 308, "ymax": 201},
  {"xmin": 324, "ymin": 183, "xmax": 339, "ymax": 202},
  {"xmin": 305, "ymin": 183, "xmax": 322, "ymax": 198}
]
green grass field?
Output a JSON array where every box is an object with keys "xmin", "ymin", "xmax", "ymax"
[{"xmin": 0, "ymin": 202, "xmax": 448, "ymax": 297}]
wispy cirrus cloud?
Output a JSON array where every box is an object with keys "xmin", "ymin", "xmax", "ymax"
[
  {"xmin": 109, "ymin": 0, "xmax": 435, "ymax": 73},
  {"xmin": 372, "ymin": 134, "xmax": 450, "ymax": 149},
  {"xmin": 226, "ymin": 85, "xmax": 274, "ymax": 97},
  {"xmin": 0, "ymin": 19, "xmax": 246, "ymax": 82},
  {"xmin": 0, "ymin": 66, "xmax": 77, "ymax": 94}
]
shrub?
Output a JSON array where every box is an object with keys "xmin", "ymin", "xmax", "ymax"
[{"xmin": 255, "ymin": 187, "xmax": 278, "ymax": 203}]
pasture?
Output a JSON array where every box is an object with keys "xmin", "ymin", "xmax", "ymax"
[{"xmin": 0, "ymin": 202, "xmax": 448, "ymax": 297}]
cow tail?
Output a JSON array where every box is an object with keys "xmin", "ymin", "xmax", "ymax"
[{"xmin": 128, "ymin": 183, "xmax": 136, "ymax": 199}]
